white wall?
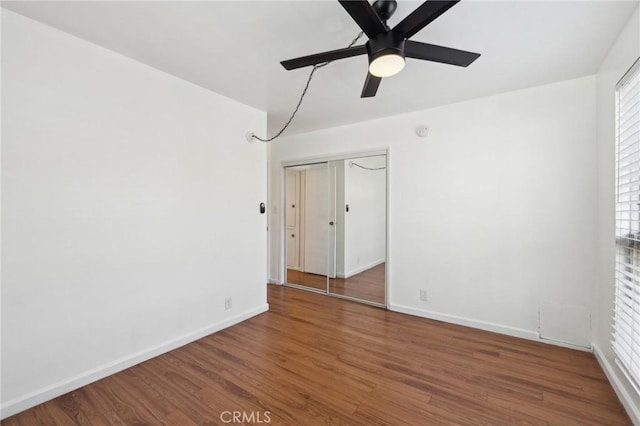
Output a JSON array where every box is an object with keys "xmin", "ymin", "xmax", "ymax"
[
  {"xmin": 343, "ymin": 156, "xmax": 386, "ymax": 277},
  {"xmin": 1, "ymin": 10, "xmax": 267, "ymax": 418},
  {"xmin": 269, "ymin": 75, "xmax": 597, "ymax": 344},
  {"xmin": 594, "ymin": 5, "xmax": 640, "ymax": 423}
]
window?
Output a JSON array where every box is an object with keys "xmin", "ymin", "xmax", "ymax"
[{"xmin": 614, "ymin": 57, "xmax": 640, "ymax": 392}]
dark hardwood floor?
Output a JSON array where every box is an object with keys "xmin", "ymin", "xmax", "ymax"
[
  {"xmin": 2, "ymin": 285, "xmax": 631, "ymax": 425},
  {"xmin": 287, "ymin": 263, "xmax": 385, "ymax": 304},
  {"xmin": 286, "ymin": 268, "xmax": 327, "ymax": 291},
  {"xmin": 329, "ymin": 263, "xmax": 385, "ymax": 304}
]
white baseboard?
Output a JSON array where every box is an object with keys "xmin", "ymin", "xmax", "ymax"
[
  {"xmin": 537, "ymin": 336, "xmax": 593, "ymax": 351},
  {"xmin": 389, "ymin": 304, "xmax": 592, "ymax": 352},
  {"xmin": 389, "ymin": 303, "xmax": 591, "ymax": 352},
  {"xmin": 268, "ymin": 278, "xmax": 283, "ymax": 285},
  {"xmin": 340, "ymin": 258, "xmax": 385, "ymax": 279},
  {"xmin": 0, "ymin": 304, "xmax": 269, "ymax": 420},
  {"xmin": 389, "ymin": 303, "xmax": 539, "ymax": 340},
  {"xmin": 593, "ymin": 345, "xmax": 640, "ymax": 425}
]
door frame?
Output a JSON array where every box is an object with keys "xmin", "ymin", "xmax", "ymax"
[{"xmin": 280, "ymin": 148, "xmax": 389, "ymax": 308}]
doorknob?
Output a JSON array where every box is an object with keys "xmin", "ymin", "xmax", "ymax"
[{"xmin": 329, "ymin": 221, "xmax": 335, "ymax": 225}]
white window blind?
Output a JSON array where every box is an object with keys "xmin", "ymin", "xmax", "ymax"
[{"xmin": 614, "ymin": 57, "xmax": 640, "ymax": 393}]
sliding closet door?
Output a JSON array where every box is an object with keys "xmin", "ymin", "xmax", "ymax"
[
  {"xmin": 285, "ymin": 163, "xmax": 329, "ymax": 292},
  {"xmin": 328, "ymin": 155, "xmax": 386, "ymax": 305},
  {"xmin": 284, "ymin": 155, "xmax": 387, "ymax": 306}
]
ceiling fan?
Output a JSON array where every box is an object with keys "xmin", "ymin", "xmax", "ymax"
[{"xmin": 280, "ymin": 0, "xmax": 480, "ymax": 98}]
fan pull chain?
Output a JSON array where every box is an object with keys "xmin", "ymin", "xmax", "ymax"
[{"xmin": 248, "ymin": 31, "xmax": 364, "ymax": 143}]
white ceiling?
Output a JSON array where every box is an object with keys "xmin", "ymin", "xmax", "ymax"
[{"xmin": 3, "ymin": 1, "xmax": 638, "ymax": 136}]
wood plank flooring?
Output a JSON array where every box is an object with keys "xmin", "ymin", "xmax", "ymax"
[
  {"xmin": 287, "ymin": 263, "xmax": 385, "ymax": 304},
  {"xmin": 2, "ymin": 285, "xmax": 631, "ymax": 425},
  {"xmin": 329, "ymin": 264, "xmax": 385, "ymax": 304},
  {"xmin": 286, "ymin": 268, "xmax": 327, "ymax": 291}
]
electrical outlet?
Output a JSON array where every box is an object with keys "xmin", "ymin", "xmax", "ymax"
[
  {"xmin": 224, "ymin": 297, "xmax": 232, "ymax": 310},
  {"xmin": 357, "ymin": 256, "xmax": 360, "ymax": 265},
  {"xmin": 420, "ymin": 290, "xmax": 428, "ymax": 302}
]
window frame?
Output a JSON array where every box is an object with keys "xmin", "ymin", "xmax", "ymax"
[{"xmin": 613, "ymin": 56, "xmax": 640, "ymax": 395}]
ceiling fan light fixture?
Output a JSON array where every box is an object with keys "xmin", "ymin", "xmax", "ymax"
[
  {"xmin": 369, "ymin": 52, "xmax": 405, "ymax": 77},
  {"xmin": 366, "ymin": 31, "xmax": 406, "ymax": 78}
]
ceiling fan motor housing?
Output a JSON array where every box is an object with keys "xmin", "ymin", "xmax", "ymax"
[
  {"xmin": 366, "ymin": 31, "xmax": 406, "ymax": 64},
  {"xmin": 372, "ymin": 0, "xmax": 398, "ymax": 22}
]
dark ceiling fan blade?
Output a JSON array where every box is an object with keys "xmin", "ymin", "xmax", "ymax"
[
  {"xmin": 405, "ymin": 40, "xmax": 479, "ymax": 67},
  {"xmin": 281, "ymin": 45, "xmax": 367, "ymax": 70},
  {"xmin": 393, "ymin": 1, "xmax": 459, "ymax": 39},
  {"xmin": 361, "ymin": 72, "xmax": 382, "ymax": 98},
  {"xmin": 338, "ymin": 0, "xmax": 388, "ymax": 38}
]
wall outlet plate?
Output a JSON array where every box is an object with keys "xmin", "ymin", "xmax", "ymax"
[
  {"xmin": 415, "ymin": 125, "xmax": 429, "ymax": 138},
  {"xmin": 420, "ymin": 290, "xmax": 428, "ymax": 301},
  {"xmin": 224, "ymin": 297, "xmax": 232, "ymax": 310}
]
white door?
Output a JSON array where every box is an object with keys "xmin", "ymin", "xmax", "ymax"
[
  {"xmin": 286, "ymin": 171, "xmax": 301, "ymax": 270},
  {"xmin": 304, "ymin": 166, "xmax": 328, "ymax": 276}
]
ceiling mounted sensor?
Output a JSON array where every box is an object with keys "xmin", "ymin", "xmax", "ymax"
[{"xmin": 281, "ymin": 0, "xmax": 481, "ymax": 98}]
